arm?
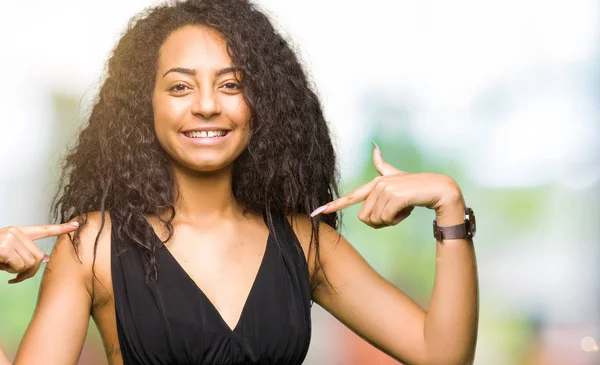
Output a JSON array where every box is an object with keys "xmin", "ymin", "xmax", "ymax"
[
  {"xmin": 0, "ymin": 223, "xmax": 84, "ymax": 364},
  {"xmin": 307, "ymin": 146, "xmax": 478, "ymax": 365},
  {"xmin": 10, "ymin": 225, "xmax": 94, "ymax": 365},
  {"xmin": 423, "ymin": 203, "xmax": 478, "ymax": 365},
  {"xmin": 309, "ymin": 205, "xmax": 477, "ymax": 365}
]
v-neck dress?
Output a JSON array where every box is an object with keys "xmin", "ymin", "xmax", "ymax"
[{"xmin": 110, "ymin": 212, "xmax": 312, "ymax": 365}]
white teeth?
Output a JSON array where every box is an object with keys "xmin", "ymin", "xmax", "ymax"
[{"xmin": 185, "ymin": 130, "xmax": 228, "ymax": 138}]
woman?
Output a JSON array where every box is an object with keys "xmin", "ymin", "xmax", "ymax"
[{"xmin": 0, "ymin": 0, "xmax": 478, "ymax": 364}]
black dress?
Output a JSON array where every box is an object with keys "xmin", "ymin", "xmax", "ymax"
[{"xmin": 110, "ymin": 213, "xmax": 312, "ymax": 365}]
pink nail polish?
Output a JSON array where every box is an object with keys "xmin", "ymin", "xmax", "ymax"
[
  {"xmin": 43, "ymin": 255, "xmax": 50, "ymax": 263},
  {"xmin": 372, "ymin": 141, "xmax": 382, "ymax": 156},
  {"xmin": 310, "ymin": 205, "xmax": 328, "ymax": 217}
]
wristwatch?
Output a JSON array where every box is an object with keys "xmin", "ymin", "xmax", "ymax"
[{"xmin": 433, "ymin": 207, "xmax": 476, "ymax": 241}]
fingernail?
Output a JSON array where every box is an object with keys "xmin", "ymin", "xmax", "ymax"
[
  {"xmin": 372, "ymin": 141, "xmax": 382, "ymax": 156},
  {"xmin": 70, "ymin": 222, "xmax": 79, "ymax": 227},
  {"xmin": 43, "ymin": 255, "xmax": 50, "ymax": 263},
  {"xmin": 310, "ymin": 205, "xmax": 328, "ymax": 217}
]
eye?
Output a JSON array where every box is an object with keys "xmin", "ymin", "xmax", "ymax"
[
  {"xmin": 168, "ymin": 83, "xmax": 190, "ymax": 93},
  {"xmin": 222, "ymin": 82, "xmax": 241, "ymax": 91}
]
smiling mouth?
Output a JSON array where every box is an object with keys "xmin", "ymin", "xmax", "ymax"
[{"xmin": 183, "ymin": 130, "xmax": 230, "ymax": 138}]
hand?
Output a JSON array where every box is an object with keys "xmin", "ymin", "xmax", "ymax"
[
  {"xmin": 310, "ymin": 142, "xmax": 464, "ymax": 228},
  {"xmin": 0, "ymin": 222, "xmax": 79, "ymax": 283}
]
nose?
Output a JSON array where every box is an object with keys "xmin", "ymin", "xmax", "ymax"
[{"xmin": 191, "ymin": 85, "xmax": 221, "ymax": 119}]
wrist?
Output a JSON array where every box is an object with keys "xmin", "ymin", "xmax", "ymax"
[
  {"xmin": 433, "ymin": 205, "xmax": 476, "ymax": 241},
  {"xmin": 435, "ymin": 195, "xmax": 466, "ymax": 226}
]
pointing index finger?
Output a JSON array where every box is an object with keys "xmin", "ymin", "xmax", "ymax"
[
  {"xmin": 20, "ymin": 222, "xmax": 80, "ymax": 241},
  {"xmin": 313, "ymin": 178, "xmax": 380, "ymax": 216}
]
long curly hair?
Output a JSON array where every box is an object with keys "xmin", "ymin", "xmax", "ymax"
[{"xmin": 52, "ymin": 0, "xmax": 340, "ymax": 291}]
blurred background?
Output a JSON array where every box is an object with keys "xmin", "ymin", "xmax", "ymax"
[{"xmin": 0, "ymin": 0, "xmax": 599, "ymax": 364}]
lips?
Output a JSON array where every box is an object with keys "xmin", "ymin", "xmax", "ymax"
[
  {"xmin": 181, "ymin": 125, "xmax": 233, "ymax": 132},
  {"xmin": 181, "ymin": 125, "xmax": 233, "ymax": 139},
  {"xmin": 183, "ymin": 130, "xmax": 229, "ymax": 138},
  {"xmin": 179, "ymin": 127, "xmax": 233, "ymax": 146}
]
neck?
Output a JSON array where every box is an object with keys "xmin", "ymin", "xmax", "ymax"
[{"xmin": 169, "ymin": 163, "xmax": 242, "ymax": 225}]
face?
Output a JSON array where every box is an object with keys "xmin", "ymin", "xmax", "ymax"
[{"xmin": 152, "ymin": 25, "xmax": 251, "ymax": 173}]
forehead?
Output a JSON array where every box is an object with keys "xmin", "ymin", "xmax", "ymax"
[{"xmin": 157, "ymin": 25, "xmax": 231, "ymax": 72}]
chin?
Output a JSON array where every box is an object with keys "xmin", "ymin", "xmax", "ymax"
[
  {"xmin": 170, "ymin": 151, "xmax": 242, "ymax": 174},
  {"xmin": 162, "ymin": 135, "xmax": 249, "ymax": 174},
  {"xmin": 179, "ymin": 160, "xmax": 233, "ymax": 174}
]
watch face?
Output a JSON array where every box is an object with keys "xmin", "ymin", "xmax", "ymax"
[{"xmin": 466, "ymin": 207, "xmax": 476, "ymax": 237}]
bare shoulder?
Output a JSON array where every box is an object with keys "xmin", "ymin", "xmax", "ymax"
[
  {"xmin": 286, "ymin": 214, "xmax": 340, "ymax": 249},
  {"xmin": 285, "ymin": 214, "xmax": 342, "ymax": 286},
  {"xmin": 71, "ymin": 210, "xmax": 112, "ymax": 251},
  {"xmin": 14, "ymin": 211, "xmax": 112, "ymax": 365},
  {"xmin": 49, "ymin": 211, "xmax": 112, "ymax": 298}
]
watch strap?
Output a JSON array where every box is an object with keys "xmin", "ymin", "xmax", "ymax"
[{"xmin": 433, "ymin": 221, "xmax": 469, "ymax": 241}]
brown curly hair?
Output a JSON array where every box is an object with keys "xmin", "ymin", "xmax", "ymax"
[{"xmin": 52, "ymin": 0, "xmax": 340, "ymax": 290}]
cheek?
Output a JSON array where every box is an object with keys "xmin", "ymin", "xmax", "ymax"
[
  {"xmin": 152, "ymin": 94, "xmax": 189, "ymax": 140},
  {"xmin": 154, "ymin": 96, "xmax": 186, "ymax": 124},
  {"xmin": 152, "ymin": 97, "xmax": 177, "ymax": 153},
  {"xmin": 236, "ymin": 110, "xmax": 252, "ymax": 146},
  {"xmin": 223, "ymin": 95, "xmax": 250, "ymax": 124}
]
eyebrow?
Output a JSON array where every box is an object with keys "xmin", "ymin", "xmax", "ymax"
[{"xmin": 162, "ymin": 66, "xmax": 242, "ymax": 78}]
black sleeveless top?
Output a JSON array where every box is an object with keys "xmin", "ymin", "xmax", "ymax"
[{"xmin": 110, "ymin": 213, "xmax": 312, "ymax": 364}]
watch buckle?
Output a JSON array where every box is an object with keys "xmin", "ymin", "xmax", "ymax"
[{"xmin": 433, "ymin": 221, "xmax": 443, "ymax": 241}]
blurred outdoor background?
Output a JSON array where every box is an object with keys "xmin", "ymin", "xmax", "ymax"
[{"xmin": 1, "ymin": 0, "xmax": 599, "ymax": 364}]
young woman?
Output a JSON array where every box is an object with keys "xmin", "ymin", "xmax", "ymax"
[{"xmin": 0, "ymin": 0, "xmax": 479, "ymax": 364}]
